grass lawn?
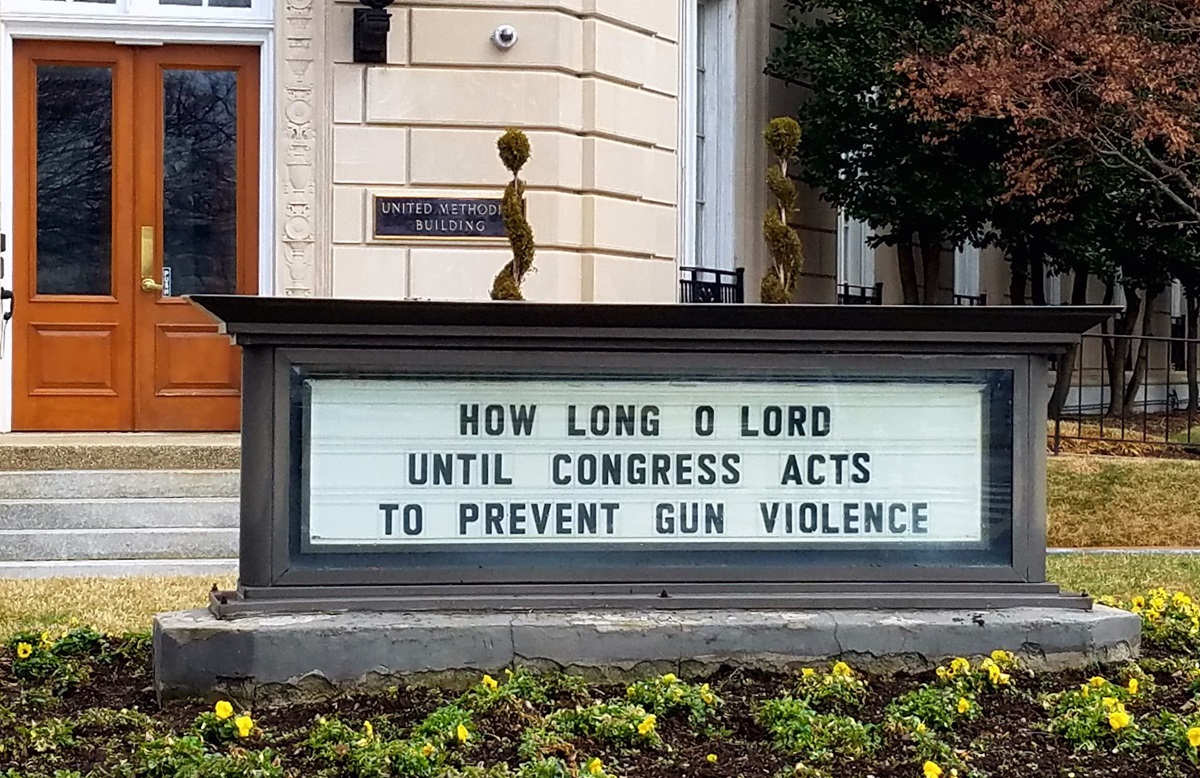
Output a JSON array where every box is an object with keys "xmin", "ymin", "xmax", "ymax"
[
  {"xmin": 0, "ymin": 558, "xmax": 1197, "ymax": 635},
  {"xmin": 1047, "ymin": 454, "xmax": 1200, "ymax": 548}
]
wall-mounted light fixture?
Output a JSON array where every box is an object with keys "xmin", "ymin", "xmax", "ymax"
[{"xmin": 354, "ymin": 0, "xmax": 395, "ymax": 64}]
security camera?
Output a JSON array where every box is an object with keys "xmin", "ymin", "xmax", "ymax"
[{"xmin": 492, "ymin": 25, "xmax": 519, "ymax": 50}]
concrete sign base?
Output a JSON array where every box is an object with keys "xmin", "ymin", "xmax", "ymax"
[{"xmin": 154, "ymin": 605, "xmax": 1140, "ymax": 700}]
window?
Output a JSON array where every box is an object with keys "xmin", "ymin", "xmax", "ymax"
[
  {"xmin": 682, "ymin": 0, "xmax": 736, "ymax": 271},
  {"xmin": 1043, "ymin": 270, "xmax": 1062, "ymax": 306},
  {"xmin": 837, "ymin": 211, "xmax": 874, "ymax": 288},
  {"xmin": 1171, "ymin": 279, "xmax": 1184, "ymax": 319},
  {"xmin": 954, "ymin": 243, "xmax": 982, "ymax": 303}
]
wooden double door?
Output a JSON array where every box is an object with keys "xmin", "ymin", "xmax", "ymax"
[{"xmin": 12, "ymin": 41, "xmax": 259, "ymax": 431}]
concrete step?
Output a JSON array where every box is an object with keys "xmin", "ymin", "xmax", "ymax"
[
  {"xmin": 0, "ymin": 498, "xmax": 238, "ymax": 530},
  {"xmin": 0, "ymin": 433, "xmax": 239, "ymax": 471},
  {"xmin": 0, "ymin": 470, "xmax": 239, "ymax": 500},
  {"xmin": 0, "ymin": 528, "xmax": 238, "ymax": 561},
  {"xmin": 0, "ymin": 558, "xmax": 238, "ymax": 579}
]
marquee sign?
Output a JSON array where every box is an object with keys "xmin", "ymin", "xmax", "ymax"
[
  {"xmin": 189, "ymin": 295, "xmax": 1115, "ymax": 613},
  {"xmin": 304, "ymin": 378, "xmax": 984, "ymax": 547}
]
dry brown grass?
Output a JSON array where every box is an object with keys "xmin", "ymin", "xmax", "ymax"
[
  {"xmin": 0, "ymin": 574, "xmax": 234, "ymax": 636},
  {"xmin": 1047, "ymin": 455, "xmax": 1200, "ymax": 547}
]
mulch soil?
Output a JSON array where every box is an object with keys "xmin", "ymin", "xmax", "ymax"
[
  {"xmin": 2, "ymin": 638, "xmax": 1199, "ymax": 778},
  {"xmin": 1051, "ymin": 412, "xmax": 1200, "ymax": 459}
]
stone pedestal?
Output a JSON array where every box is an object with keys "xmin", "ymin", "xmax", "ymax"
[{"xmin": 154, "ymin": 605, "xmax": 1141, "ymax": 700}]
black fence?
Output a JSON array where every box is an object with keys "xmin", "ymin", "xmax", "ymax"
[
  {"xmin": 838, "ymin": 282, "xmax": 883, "ymax": 305},
  {"xmin": 1050, "ymin": 331, "xmax": 1200, "ymax": 453},
  {"xmin": 679, "ymin": 266, "xmax": 744, "ymax": 304}
]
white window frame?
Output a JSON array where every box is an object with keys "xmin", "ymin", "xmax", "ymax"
[
  {"xmin": 954, "ymin": 243, "xmax": 981, "ymax": 300},
  {"xmin": 0, "ymin": 14, "xmax": 275, "ymax": 432},
  {"xmin": 0, "ymin": 0, "xmax": 269, "ymax": 24},
  {"xmin": 836, "ymin": 210, "xmax": 874, "ymax": 289},
  {"xmin": 679, "ymin": 0, "xmax": 736, "ymax": 271}
]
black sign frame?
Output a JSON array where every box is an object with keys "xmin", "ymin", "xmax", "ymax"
[{"xmin": 190, "ymin": 296, "xmax": 1116, "ymax": 615}]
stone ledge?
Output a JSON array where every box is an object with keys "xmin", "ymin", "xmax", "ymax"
[{"xmin": 154, "ymin": 606, "xmax": 1141, "ymax": 702}]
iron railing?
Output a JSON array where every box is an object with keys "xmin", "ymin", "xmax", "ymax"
[
  {"xmin": 1050, "ymin": 330, "xmax": 1200, "ymax": 453},
  {"xmin": 679, "ymin": 266, "xmax": 744, "ymax": 304},
  {"xmin": 838, "ymin": 282, "xmax": 883, "ymax": 305}
]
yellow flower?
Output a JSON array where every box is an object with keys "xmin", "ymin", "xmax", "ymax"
[
  {"xmin": 1108, "ymin": 707, "xmax": 1131, "ymax": 731},
  {"xmin": 802, "ymin": 668, "xmax": 816, "ymax": 678},
  {"xmin": 421, "ymin": 743, "xmax": 436, "ymax": 758},
  {"xmin": 997, "ymin": 672, "xmax": 1011, "ymax": 686},
  {"xmin": 234, "ymin": 715, "xmax": 253, "ymax": 738},
  {"xmin": 456, "ymin": 724, "xmax": 469, "ymax": 744},
  {"xmin": 586, "ymin": 757, "xmax": 604, "ymax": 776},
  {"xmin": 662, "ymin": 673, "xmax": 678, "ymax": 684},
  {"xmin": 1131, "ymin": 596, "xmax": 1146, "ymax": 610},
  {"xmin": 990, "ymin": 649, "xmax": 1012, "ymax": 664},
  {"xmin": 949, "ymin": 658, "xmax": 970, "ymax": 675},
  {"xmin": 626, "ymin": 686, "xmax": 636, "ymax": 697},
  {"xmin": 1080, "ymin": 683, "xmax": 1090, "ymax": 696},
  {"xmin": 15, "ymin": 642, "xmax": 32, "ymax": 660},
  {"xmin": 979, "ymin": 657, "xmax": 996, "ymax": 671},
  {"xmin": 700, "ymin": 683, "xmax": 715, "ymax": 705},
  {"xmin": 363, "ymin": 721, "xmax": 373, "ymax": 740},
  {"xmin": 214, "ymin": 700, "xmax": 234, "ymax": 720},
  {"xmin": 706, "ymin": 754, "xmax": 718, "ymax": 764},
  {"xmin": 1127, "ymin": 678, "xmax": 1138, "ymax": 695},
  {"xmin": 916, "ymin": 721, "xmax": 928, "ymax": 734},
  {"xmin": 638, "ymin": 714, "xmax": 657, "ymax": 735},
  {"xmin": 1174, "ymin": 591, "xmax": 1192, "ymax": 607},
  {"xmin": 832, "ymin": 661, "xmax": 853, "ymax": 677},
  {"xmin": 924, "ymin": 761, "xmax": 943, "ymax": 778},
  {"xmin": 1187, "ymin": 727, "xmax": 1200, "ymax": 748},
  {"xmin": 1101, "ymin": 697, "xmax": 1118, "ymax": 710},
  {"xmin": 39, "ymin": 631, "xmax": 52, "ymax": 649},
  {"xmin": 482, "ymin": 674, "xmax": 498, "ymax": 691},
  {"xmin": 957, "ymin": 697, "xmax": 971, "ymax": 714},
  {"xmin": 1089, "ymin": 676, "xmax": 1106, "ymax": 688},
  {"xmin": 988, "ymin": 664, "xmax": 1002, "ymax": 685},
  {"xmin": 935, "ymin": 667, "xmax": 949, "ymax": 681}
]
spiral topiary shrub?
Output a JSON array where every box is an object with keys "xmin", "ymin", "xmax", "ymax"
[
  {"xmin": 491, "ymin": 129, "xmax": 536, "ymax": 301},
  {"xmin": 761, "ymin": 117, "xmax": 804, "ymax": 304}
]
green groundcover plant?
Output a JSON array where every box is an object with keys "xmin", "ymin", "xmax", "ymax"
[{"xmin": 0, "ymin": 590, "xmax": 1199, "ymax": 778}]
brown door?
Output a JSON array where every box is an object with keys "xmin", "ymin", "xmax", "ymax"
[{"xmin": 12, "ymin": 40, "xmax": 258, "ymax": 432}]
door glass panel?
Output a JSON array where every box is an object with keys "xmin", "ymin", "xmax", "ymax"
[
  {"xmin": 36, "ymin": 65, "xmax": 113, "ymax": 296},
  {"xmin": 162, "ymin": 68, "xmax": 238, "ymax": 296}
]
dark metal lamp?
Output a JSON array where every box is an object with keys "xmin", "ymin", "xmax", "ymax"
[{"xmin": 354, "ymin": 0, "xmax": 394, "ymax": 64}]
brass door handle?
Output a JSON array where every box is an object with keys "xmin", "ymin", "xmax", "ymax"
[{"xmin": 140, "ymin": 226, "xmax": 162, "ymax": 292}]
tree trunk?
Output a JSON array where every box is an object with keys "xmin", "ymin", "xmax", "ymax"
[
  {"xmin": 1188, "ymin": 290, "xmax": 1199, "ymax": 414},
  {"xmin": 1104, "ymin": 284, "xmax": 1141, "ymax": 417},
  {"xmin": 1122, "ymin": 286, "xmax": 1160, "ymax": 411},
  {"xmin": 1030, "ymin": 252, "xmax": 1047, "ymax": 306},
  {"xmin": 919, "ymin": 232, "xmax": 943, "ymax": 304},
  {"xmin": 1009, "ymin": 248, "xmax": 1028, "ymax": 305},
  {"xmin": 1048, "ymin": 268, "xmax": 1090, "ymax": 418},
  {"xmin": 896, "ymin": 237, "xmax": 920, "ymax": 305}
]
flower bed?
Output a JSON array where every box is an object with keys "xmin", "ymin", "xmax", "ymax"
[{"xmin": 1, "ymin": 591, "xmax": 1198, "ymax": 778}]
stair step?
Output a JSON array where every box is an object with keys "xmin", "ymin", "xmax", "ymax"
[
  {"xmin": 0, "ymin": 433, "xmax": 239, "ymax": 471},
  {"xmin": 0, "ymin": 498, "xmax": 238, "ymax": 530},
  {"xmin": 0, "ymin": 558, "xmax": 237, "ymax": 579},
  {"xmin": 0, "ymin": 528, "xmax": 238, "ymax": 561},
  {"xmin": 0, "ymin": 470, "xmax": 239, "ymax": 500}
]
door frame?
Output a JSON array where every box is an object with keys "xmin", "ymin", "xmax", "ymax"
[{"xmin": 0, "ymin": 17, "xmax": 275, "ymax": 432}]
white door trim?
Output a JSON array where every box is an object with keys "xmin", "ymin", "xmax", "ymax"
[{"xmin": 0, "ymin": 17, "xmax": 275, "ymax": 432}]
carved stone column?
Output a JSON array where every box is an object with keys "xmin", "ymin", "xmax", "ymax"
[{"xmin": 278, "ymin": 0, "xmax": 327, "ymax": 297}]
